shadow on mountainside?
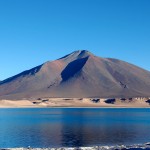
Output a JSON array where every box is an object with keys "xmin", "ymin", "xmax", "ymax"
[{"xmin": 61, "ymin": 57, "xmax": 88, "ymax": 82}]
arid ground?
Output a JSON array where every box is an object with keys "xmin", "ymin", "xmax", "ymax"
[{"xmin": 0, "ymin": 97, "xmax": 150, "ymax": 108}]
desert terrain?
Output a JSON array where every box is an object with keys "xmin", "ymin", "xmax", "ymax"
[
  {"xmin": 0, "ymin": 97, "xmax": 150, "ymax": 108},
  {"xmin": 0, "ymin": 51, "xmax": 150, "ymax": 107}
]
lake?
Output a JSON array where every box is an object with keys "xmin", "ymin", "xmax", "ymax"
[{"xmin": 0, "ymin": 108, "xmax": 150, "ymax": 148}]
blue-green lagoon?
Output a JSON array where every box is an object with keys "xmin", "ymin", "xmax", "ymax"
[{"xmin": 0, "ymin": 108, "xmax": 150, "ymax": 148}]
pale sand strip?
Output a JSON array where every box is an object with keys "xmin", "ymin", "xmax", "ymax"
[{"xmin": 0, "ymin": 98, "xmax": 150, "ymax": 108}]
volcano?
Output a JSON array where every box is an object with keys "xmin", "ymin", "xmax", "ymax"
[{"xmin": 0, "ymin": 50, "xmax": 150, "ymax": 99}]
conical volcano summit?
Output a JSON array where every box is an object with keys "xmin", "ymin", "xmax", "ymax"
[{"xmin": 0, "ymin": 50, "xmax": 150, "ymax": 99}]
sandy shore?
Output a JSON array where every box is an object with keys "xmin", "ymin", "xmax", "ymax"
[{"xmin": 0, "ymin": 97, "xmax": 150, "ymax": 108}]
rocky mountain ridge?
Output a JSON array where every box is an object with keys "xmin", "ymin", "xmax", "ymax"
[{"xmin": 0, "ymin": 50, "xmax": 150, "ymax": 99}]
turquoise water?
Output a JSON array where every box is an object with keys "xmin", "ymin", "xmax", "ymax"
[{"xmin": 0, "ymin": 108, "xmax": 150, "ymax": 148}]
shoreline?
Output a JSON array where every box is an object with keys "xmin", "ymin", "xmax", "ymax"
[
  {"xmin": 1, "ymin": 106, "xmax": 150, "ymax": 108},
  {"xmin": 0, "ymin": 98, "xmax": 150, "ymax": 108},
  {"xmin": 2, "ymin": 142, "xmax": 150, "ymax": 150}
]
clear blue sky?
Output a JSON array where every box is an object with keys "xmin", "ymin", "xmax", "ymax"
[{"xmin": 0, "ymin": 0, "xmax": 150, "ymax": 80}]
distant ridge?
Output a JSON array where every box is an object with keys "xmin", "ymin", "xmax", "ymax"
[{"xmin": 0, "ymin": 50, "xmax": 150, "ymax": 99}]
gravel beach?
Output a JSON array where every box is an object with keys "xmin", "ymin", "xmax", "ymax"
[{"xmin": 2, "ymin": 143, "xmax": 150, "ymax": 150}]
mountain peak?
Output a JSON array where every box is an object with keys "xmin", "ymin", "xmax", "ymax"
[
  {"xmin": 1, "ymin": 50, "xmax": 150, "ymax": 99},
  {"xmin": 73, "ymin": 50, "xmax": 93, "ymax": 56},
  {"xmin": 59, "ymin": 50, "xmax": 94, "ymax": 62}
]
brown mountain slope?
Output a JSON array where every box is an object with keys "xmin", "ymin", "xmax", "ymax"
[{"xmin": 0, "ymin": 50, "xmax": 150, "ymax": 99}]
